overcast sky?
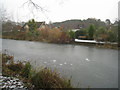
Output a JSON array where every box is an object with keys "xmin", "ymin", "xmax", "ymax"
[{"xmin": 1, "ymin": 0, "xmax": 119, "ymax": 23}]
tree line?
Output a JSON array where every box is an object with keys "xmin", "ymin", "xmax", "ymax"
[{"xmin": 2, "ymin": 19, "xmax": 119, "ymax": 43}]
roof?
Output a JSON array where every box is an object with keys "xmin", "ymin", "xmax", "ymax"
[
  {"xmin": 36, "ymin": 22, "xmax": 44, "ymax": 28},
  {"xmin": 21, "ymin": 21, "xmax": 45, "ymax": 31}
]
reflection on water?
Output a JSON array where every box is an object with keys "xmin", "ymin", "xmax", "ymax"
[{"xmin": 1, "ymin": 39, "xmax": 118, "ymax": 88}]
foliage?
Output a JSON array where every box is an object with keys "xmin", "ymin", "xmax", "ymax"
[
  {"xmin": 27, "ymin": 19, "xmax": 37, "ymax": 33},
  {"xmin": 22, "ymin": 62, "xmax": 32, "ymax": 79},
  {"xmin": 88, "ymin": 24, "xmax": 95, "ymax": 40},
  {"xmin": 2, "ymin": 54, "xmax": 24, "ymax": 77},
  {"xmin": 59, "ymin": 32, "xmax": 70, "ymax": 43},
  {"xmin": 7, "ymin": 62, "xmax": 24, "ymax": 73},
  {"xmin": 67, "ymin": 30, "xmax": 75, "ymax": 41},
  {"xmin": 118, "ymin": 20, "xmax": 120, "ymax": 44},
  {"xmin": 95, "ymin": 27, "xmax": 107, "ymax": 41},
  {"xmin": 97, "ymin": 27, "xmax": 106, "ymax": 34},
  {"xmin": 47, "ymin": 28, "xmax": 62, "ymax": 42},
  {"xmin": 37, "ymin": 27, "xmax": 70, "ymax": 43},
  {"xmin": 106, "ymin": 30, "xmax": 117, "ymax": 42},
  {"xmin": 31, "ymin": 68, "xmax": 72, "ymax": 88}
]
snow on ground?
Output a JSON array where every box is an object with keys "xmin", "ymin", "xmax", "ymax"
[{"xmin": 0, "ymin": 75, "xmax": 27, "ymax": 89}]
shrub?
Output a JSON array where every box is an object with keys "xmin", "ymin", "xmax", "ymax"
[{"xmin": 67, "ymin": 30, "xmax": 75, "ymax": 41}]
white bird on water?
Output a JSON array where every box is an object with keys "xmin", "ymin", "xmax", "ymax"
[
  {"xmin": 85, "ymin": 58, "xmax": 90, "ymax": 61},
  {"xmin": 53, "ymin": 60, "xmax": 56, "ymax": 63},
  {"xmin": 60, "ymin": 64, "xmax": 63, "ymax": 66}
]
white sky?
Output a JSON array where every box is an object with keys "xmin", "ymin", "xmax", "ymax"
[{"xmin": 1, "ymin": 0, "xmax": 119, "ymax": 23}]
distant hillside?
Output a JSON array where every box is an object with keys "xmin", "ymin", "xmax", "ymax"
[{"xmin": 49, "ymin": 18, "xmax": 106, "ymax": 30}]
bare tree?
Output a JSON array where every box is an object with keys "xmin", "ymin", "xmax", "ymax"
[
  {"xmin": 22, "ymin": 0, "xmax": 67, "ymax": 21},
  {"xmin": 23, "ymin": 0, "xmax": 66, "ymax": 11},
  {"xmin": 22, "ymin": 0, "xmax": 50, "ymax": 21},
  {"xmin": 1, "ymin": 7, "xmax": 8, "ymax": 22},
  {"xmin": 22, "ymin": 0, "xmax": 47, "ymax": 13}
]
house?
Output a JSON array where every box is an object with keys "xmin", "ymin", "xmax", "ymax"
[
  {"xmin": 54, "ymin": 26, "xmax": 63, "ymax": 30},
  {"xmin": 21, "ymin": 21, "xmax": 46, "ymax": 32},
  {"xmin": 21, "ymin": 23, "xmax": 29, "ymax": 32},
  {"xmin": 37, "ymin": 21, "xmax": 46, "ymax": 29},
  {"xmin": 14, "ymin": 25, "xmax": 22, "ymax": 31}
]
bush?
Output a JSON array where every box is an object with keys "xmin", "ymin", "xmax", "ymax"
[{"xmin": 67, "ymin": 30, "xmax": 75, "ymax": 41}]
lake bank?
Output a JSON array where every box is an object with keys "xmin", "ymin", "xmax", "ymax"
[
  {"xmin": 2, "ymin": 36, "xmax": 118, "ymax": 50},
  {"xmin": 74, "ymin": 41, "xmax": 118, "ymax": 50},
  {"xmin": 2, "ymin": 53, "xmax": 73, "ymax": 89}
]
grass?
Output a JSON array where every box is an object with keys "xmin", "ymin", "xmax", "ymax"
[
  {"xmin": 2, "ymin": 53, "xmax": 73, "ymax": 88},
  {"xmin": 31, "ymin": 68, "xmax": 72, "ymax": 88},
  {"xmin": 21, "ymin": 62, "xmax": 32, "ymax": 79}
]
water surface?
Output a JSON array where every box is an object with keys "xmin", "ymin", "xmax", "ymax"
[{"xmin": 1, "ymin": 39, "xmax": 118, "ymax": 88}]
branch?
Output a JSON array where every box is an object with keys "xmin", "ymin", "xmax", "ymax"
[{"xmin": 22, "ymin": 0, "xmax": 47, "ymax": 12}]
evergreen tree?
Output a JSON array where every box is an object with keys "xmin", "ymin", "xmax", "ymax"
[
  {"xmin": 88, "ymin": 24, "xmax": 95, "ymax": 40},
  {"xmin": 27, "ymin": 19, "xmax": 37, "ymax": 33}
]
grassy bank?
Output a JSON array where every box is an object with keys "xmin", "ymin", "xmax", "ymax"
[{"xmin": 2, "ymin": 53, "xmax": 73, "ymax": 88}]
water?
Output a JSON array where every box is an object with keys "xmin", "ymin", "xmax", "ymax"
[
  {"xmin": 0, "ymin": 55, "xmax": 1, "ymax": 75},
  {"xmin": 1, "ymin": 39, "xmax": 118, "ymax": 88}
]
